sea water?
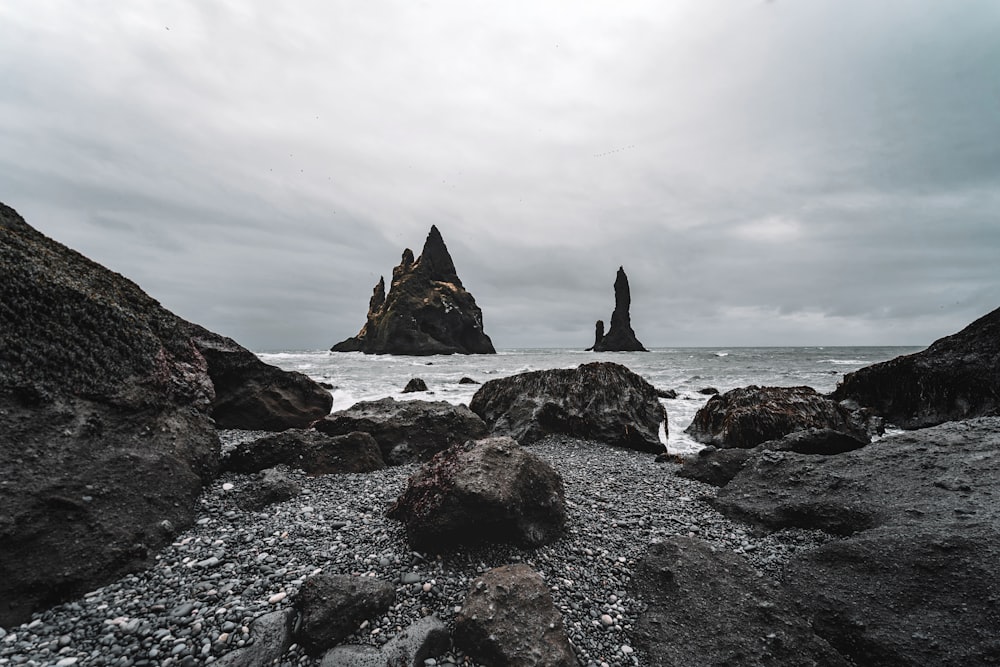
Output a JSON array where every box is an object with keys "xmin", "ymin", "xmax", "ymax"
[{"xmin": 258, "ymin": 346, "xmax": 919, "ymax": 456}]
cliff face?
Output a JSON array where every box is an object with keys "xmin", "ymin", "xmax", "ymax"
[
  {"xmin": 590, "ymin": 266, "xmax": 647, "ymax": 352},
  {"xmin": 332, "ymin": 226, "xmax": 495, "ymax": 355}
]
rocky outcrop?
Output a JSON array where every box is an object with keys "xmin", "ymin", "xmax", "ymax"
[
  {"xmin": 589, "ymin": 266, "xmax": 647, "ymax": 352},
  {"xmin": 469, "ymin": 362, "xmax": 666, "ymax": 453},
  {"xmin": 0, "ymin": 202, "xmax": 331, "ymax": 626},
  {"xmin": 331, "ymin": 226, "xmax": 495, "ymax": 355},
  {"xmin": 402, "ymin": 377, "xmax": 428, "ymax": 393},
  {"xmin": 453, "ymin": 564, "xmax": 577, "ymax": 667},
  {"xmin": 314, "ymin": 397, "xmax": 487, "ymax": 465},
  {"xmin": 222, "ymin": 430, "xmax": 385, "ymax": 476},
  {"xmin": 832, "ymin": 306, "xmax": 1000, "ymax": 428},
  {"xmin": 630, "ymin": 538, "xmax": 849, "ymax": 667},
  {"xmin": 293, "ymin": 574, "xmax": 396, "ymax": 655},
  {"xmin": 684, "ymin": 385, "xmax": 878, "ymax": 449},
  {"xmin": 387, "ymin": 437, "xmax": 567, "ymax": 551},
  {"xmin": 712, "ymin": 418, "xmax": 1000, "ymax": 665}
]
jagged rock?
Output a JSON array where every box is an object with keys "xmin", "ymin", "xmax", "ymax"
[
  {"xmin": 213, "ymin": 609, "xmax": 295, "ymax": 667},
  {"xmin": 630, "ymin": 538, "xmax": 849, "ymax": 667},
  {"xmin": 587, "ymin": 319, "xmax": 605, "ymax": 351},
  {"xmin": 458, "ymin": 376, "xmax": 480, "ymax": 385},
  {"xmin": 656, "ymin": 387, "xmax": 678, "ymax": 399},
  {"xmin": 320, "ymin": 615, "xmax": 451, "ymax": 667},
  {"xmin": 387, "ymin": 437, "xmax": 567, "ymax": 551},
  {"xmin": 233, "ymin": 468, "xmax": 302, "ymax": 511},
  {"xmin": 697, "ymin": 386, "xmax": 720, "ymax": 395},
  {"xmin": 712, "ymin": 418, "xmax": 1000, "ymax": 665},
  {"xmin": 684, "ymin": 385, "xmax": 876, "ymax": 449},
  {"xmin": 831, "ymin": 306, "xmax": 1000, "ymax": 428},
  {"xmin": 453, "ymin": 564, "xmax": 576, "ymax": 667},
  {"xmin": 332, "ymin": 226, "xmax": 495, "ymax": 355},
  {"xmin": 676, "ymin": 446, "xmax": 756, "ymax": 487},
  {"xmin": 314, "ymin": 397, "xmax": 487, "ymax": 465},
  {"xmin": 591, "ymin": 266, "xmax": 648, "ymax": 352},
  {"xmin": 223, "ymin": 430, "xmax": 385, "ymax": 476},
  {"xmin": 469, "ymin": 362, "xmax": 666, "ymax": 453},
  {"xmin": 402, "ymin": 377, "xmax": 428, "ymax": 393},
  {"xmin": 293, "ymin": 574, "xmax": 396, "ymax": 655}
]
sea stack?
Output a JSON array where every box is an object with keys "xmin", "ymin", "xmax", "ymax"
[
  {"xmin": 332, "ymin": 226, "xmax": 496, "ymax": 355},
  {"xmin": 589, "ymin": 266, "xmax": 648, "ymax": 352}
]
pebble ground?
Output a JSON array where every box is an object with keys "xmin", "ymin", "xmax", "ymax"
[{"xmin": 0, "ymin": 433, "xmax": 831, "ymax": 667}]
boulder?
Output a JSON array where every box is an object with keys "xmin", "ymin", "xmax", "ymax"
[
  {"xmin": 458, "ymin": 376, "xmax": 480, "ymax": 385},
  {"xmin": 676, "ymin": 446, "xmax": 755, "ymax": 487},
  {"xmin": 831, "ymin": 306, "xmax": 1000, "ymax": 429},
  {"xmin": 332, "ymin": 226, "xmax": 495, "ymax": 355},
  {"xmin": 293, "ymin": 574, "xmax": 395, "ymax": 655},
  {"xmin": 684, "ymin": 385, "xmax": 875, "ymax": 449},
  {"xmin": 222, "ymin": 430, "xmax": 385, "ymax": 476},
  {"xmin": 232, "ymin": 468, "xmax": 302, "ymax": 511},
  {"xmin": 630, "ymin": 538, "xmax": 849, "ymax": 667},
  {"xmin": 590, "ymin": 266, "xmax": 648, "ymax": 352},
  {"xmin": 387, "ymin": 437, "xmax": 567, "ymax": 551},
  {"xmin": 469, "ymin": 361, "xmax": 666, "ymax": 453},
  {"xmin": 213, "ymin": 609, "xmax": 295, "ymax": 667},
  {"xmin": 656, "ymin": 387, "xmax": 678, "ymax": 399},
  {"xmin": 697, "ymin": 386, "xmax": 720, "ymax": 395},
  {"xmin": 453, "ymin": 564, "xmax": 576, "ymax": 667},
  {"xmin": 402, "ymin": 377, "xmax": 428, "ymax": 393},
  {"xmin": 314, "ymin": 397, "xmax": 487, "ymax": 465},
  {"xmin": 320, "ymin": 615, "xmax": 450, "ymax": 667},
  {"xmin": 712, "ymin": 418, "xmax": 1000, "ymax": 665}
]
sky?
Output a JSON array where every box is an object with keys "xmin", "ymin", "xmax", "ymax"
[{"xmin": 2, "ymin": 1, "xmax": 999, "ymax": 351}]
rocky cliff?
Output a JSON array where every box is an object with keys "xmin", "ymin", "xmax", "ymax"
[
  {"xmin": 332, "ymin": 226, "xmax": 495, "ymax": 355},
  {"xmin": 589, "ymin": 266, "xmax": 647, "ymax": 352}
]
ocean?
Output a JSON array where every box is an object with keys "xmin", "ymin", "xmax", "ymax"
[{"xmin": 258, "ymin": 346, "xmax": 919, "ymax": 456}]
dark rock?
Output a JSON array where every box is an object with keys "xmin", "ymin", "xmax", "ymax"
[
  {"xmin": 402, "ymin": 377, "xmax": 428, "ymax": 393},
  {"xmin": 586, "ymin": 319, "xmax": 605, "ymax": 351},
  {"xmin": 591, "ymin": 266, "xmax": 648, "ymax": 352},
  {"xmin": 831, "ymin": 307, "xmax": 1000, "ymax": 429},
  {"xmin": 766, "ymin": 427, "xmax": 869, "ymax": 455},
  {"xmin": 697, "ymin": 386, "xmax": 719, "ymax": 395},
  {"xmin": 319, "ymin": 616, "xmax": 449, "ymax": 667},
  {"xmin": 332, "ymin": 226, "xmax": 495, "ymax": 355},
  {"xmin": 684, "ymin": 385, "xmax": 874, "ymax": 449},
  {"xmin": 189, "ymin": 324, "xmax": 332, "ymax": 430},
  {"xmin": 293, "ymin": 574, "xmax": 395, "ymax": 655},
  {"xmin": 387, "ymin": 437, "xmax": 567, "ymax": 551},
  {"xmin": 314, "ymin": 397, "xmax": 487, "ymax": 465},
  {"xmin": 630, "ymin": 537, "xmax": 849, "ymax": 667},
  {"xmin": 470, "ymin": 361, "xmax": 666, "ymax": 453},
  {"xmin": 223, "ymin": 430, "xmax": 385, "ymax": 476},
  {"xmin": 213, "ymin": 609, "xmax": 295, "ymax": 667},
  {"xmin": 656, "ymin": 387, "xmax": 678, "ymax": 399},
  {"xmin": 453, "ymin": 564, "xmax": 576, "ymax": 667},
  {"xmin": 233, "ymin": 468, "xmax": 302, "ymax": 511},
  {"xmin": 677, "ymin": 446, "xmax": 755, "ymax": 487},
  {"xmin": 318, "ymin": 645, "xmax": 382, "ymax": 667},
  {"xmin": 458, "ymin": 376, "xmax": 480, "ymax": 385}
]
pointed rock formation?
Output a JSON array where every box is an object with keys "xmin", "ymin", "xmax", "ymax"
[
  {"xmin": 590, "ymin": 266, "xmax": 647, "ymax": 352},
  {"xmin": 332, "ymin": 226, "xmax": 495, "ymax": 355}
]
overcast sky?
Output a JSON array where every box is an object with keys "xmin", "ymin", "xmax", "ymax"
[{"xmin": 2, "ymin": 1, "xmax": 998, "ymax": 350}]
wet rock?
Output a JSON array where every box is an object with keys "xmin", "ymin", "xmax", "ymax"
[
  {"xmin": 590, "ymin": 266, "xmax": 648, "ymax": 352},
  {"xmin": 213, "ymin": 609, "xmax": 295, "ymax": 667},
  {"xmin": 656, "ymin": 388, "xmax": 678, "ymax": 399},
  {"xmin": 387, "ymin": 437, "xmax": 567, "ymax": 551},
  {"xmin": 453, "ymin": 564, "xmax": 576, "ymax": 667},
  {"xmin": 222, "ymin": 429, "xmax": 385, "ymax": 476},
  {"xmin": 832, "ymin": 306, "xmax": 1000, "ymax": 429},
  {"xmin": 677, "ymin": 446, "xmax": 755, "ymax": 487},
  {"xmin": 314, "ymin": 397, "xmax": 487, "ymax": 465},
  {"xmin": 458, "ymin": 377, "xmax": 479, "ymax": 385},
  {"xmin": 233, "ymin": 468, "xmax": 302, "ymax": 511},
  {"xmin": 470, "ymin": 361, "xmax": 666, "ymax": 453},
  {"xmin": 332, "ymin": 226, "xmax": 495, "ymax": 355},
  {"xmin": 697, "ymin": 386, "xmax": 719, "ymax": 395},
  {"xmin": 322, "ymin": 615, "xmax": 450, "ymax": 667},
  {"xmin": 402, "ymin": 378, "xmax": 428, "ymax": 393},
  {"xmin": 293, "ymin": 574, "xmax": 395, "ymax": 655}
]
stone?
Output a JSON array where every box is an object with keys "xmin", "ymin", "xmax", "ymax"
[
  {"xmin": 656, "ymin": 387, "xmax": 678, "ymax": 399},
  {"xmin": 831, "ymin": 306, "xmax": 1000, "ymax": 429},
  {"xmin": 293, "ymin": 574, "xmax": 395, "ymax": 655},
  {"xmin": 676, "ymin": 446, "xmax": 755, "ymax": 487},
  {"xmin": 233, "ymin": 468, "xmax": 301, "ymax": 511},
  {"xmin": 222, "ymin": 429, "xmax": 385, "ymax": 476},
  {"xmin": 314, "ymin": 397, "xmax": 487, "ymax": 465},
  {"xmin": 630, "ymin": 538, "xmax": 849, "ymax": 667},
  {"xmin": 684, "ymin": 385, "xmax": 875, "ymax": 449},
  {"xmin": 212, "ymin": 609, "xmax": 295, "ymax": 667},
  {"xmin": 470, "ymin": 361, "xmax": 666, "ymax": 453},
  {"xmin": 403, "ymin": 378, "xmax": 429, "ymax": 393},
  {"xmin": 458, "ymin": 377, "xmax": 479, "ymax": 385},
  {"xmin": 332, "ymin": 226, "xmax": 495, "ymax": 355},
  {"xmin": 590, "ymin": 266, "xmax": 648, "ymax": 352},
  {"xmin": 387, "ymin": 437, "xmax": 567, "ymax": 551},
  {"xmin": 453, "ymin": 564, "xmax": 576, "ymax": 667},
  {"xmin": 697, "ymin": 386, "xmax": 719, "ymax": 395},
  {"xmin": 319, "ymin": 645, "xmax": 383, "ymax": 667},
  {"xmin": 380, "ymin": 615, "xmax": 450, "ymax": 667}
]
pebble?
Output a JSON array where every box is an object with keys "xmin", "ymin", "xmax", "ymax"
[{"xmin": 267, "ymin": 592, "xmax": 287, "ymax": 604}]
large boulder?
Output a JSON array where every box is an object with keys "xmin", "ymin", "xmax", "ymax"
[
  {"xmin": 222, "ymin": 429, "xmax": 385, "ymax": 475},
  {"xmin": 453, "ymin": 564, "xmax": 577, "ymax": 667},
  {"xmin": 0, "ymin": 202, "xmax": 330, "ymax": 626},
  {"xmin": 319, "ymin": 615, "xmax": 450, "ymax": 667},
  {"xmin": 630, "ymin": 538, "xmax": 849, "ymax": 667},
  {"xmin": 331, "ymin": 226, "xmax": 495, "ymax": 355},
  {"xmin": 831, "ymin": 307, "xmax": 1000, "ymax": 429},
  {"xmin": 314, "ymin": 397, "xmax": 487, "ymax": 465},
  {"xmin": 684, "ymin": 385, "xmax": 875, "ymax": 449},
  {"xmin": 293, "ymin": 574, "xmax": 396, "ymax": 655},
  {"xmin": 469, "ymin": 361, "xmax": 666, "ymax": 453},
  {"xmin": 713, "ymin": 418, "xmax": 1000, "ymax": 666},
  {"xmin": 589, "ymin": 265, "xmax": 648, "ymax": 352},
  {"xmin": 387, "ymin": 437, "xmax": 567, "ymax": 551}
]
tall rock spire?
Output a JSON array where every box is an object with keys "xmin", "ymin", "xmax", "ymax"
[
  {"xmin": 591, "ymin": 266, "xmax": 648, "ymax": 352},
  {"xmin": 415, "ymin": 225, "xmax": 461, "ymax": 285}
]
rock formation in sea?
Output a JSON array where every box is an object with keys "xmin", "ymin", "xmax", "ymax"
[
  {"xmin": 331, "ymin": 226, "xmax": 495, "ymax": 355},
  {"xmin": 0, "ymin": 202, "xmax": 331, "ymax": 625},
  {"xmin": 831, "ymin": 305, "xmax": 1000, "ymax": 428},
  {"xmin": 589, "ymin": 266, "xmax": 648, "ymax": 352}
]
